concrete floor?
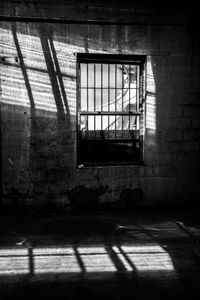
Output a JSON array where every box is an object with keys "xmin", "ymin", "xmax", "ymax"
[{"xmin": 0, "ymin": 208, "xmax": 200, "ymax": 299}]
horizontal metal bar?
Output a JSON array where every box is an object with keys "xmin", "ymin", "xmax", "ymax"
[
  {"xmin": 80, "ymin": 111, "xmax": 141, "ymax": 115},
  {"xmin": 80, "ymin": 60, "xmax": 142, "ymax": 65},
  {"xmin": 77, "ymin": 53, "xmax": 146, "ymax": 64},
  {"xmin": 80, "ymin": 87, "xmax": 139, "ymax": 90},
  {"xmin": 81, "ymin": 129, "xmax": 140, "ymax": 140}
]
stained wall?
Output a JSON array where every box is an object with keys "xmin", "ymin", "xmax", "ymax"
[{"xmin": 0, "ymin": 1, "xmax": 200, "ymax": 212}]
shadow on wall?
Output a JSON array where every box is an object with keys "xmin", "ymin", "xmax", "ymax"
[
  {"xmin": 65, "ymin": 185, "xmax": 143, "ymax": 212},
  {"xmin": 1, "ymin": 22, "xmax": 75, "ymax": 213},
  {"xmin": 0, "ymin": 22, "xmax": 159, "ymax": 213}
]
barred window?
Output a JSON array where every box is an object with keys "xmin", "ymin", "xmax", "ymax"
[{"xmin": 77, "ymin": 54, "xmax": 146, "ymax": 166}]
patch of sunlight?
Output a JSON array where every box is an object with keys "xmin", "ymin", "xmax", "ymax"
[
  {"xmin": 33, "ymin": 247, "xmax": 74, "ymax": 255},
  {"xmin": 127, "ymin": 253, "xmax": 174, "ymax": 271},
  {"xmin": 121, "ymin": 245, "xmax": 166, "ymax": 253},
  {"xmin": 77, "ymin": 246, "xmax": 117, "ymax": 272},
  {"xmin": 119, "ymin": 244, "xmax": 174, "ymax": 271},
  {"xmin": 33, "ymin": 247, "xmax": 81, "ymax": 274},
  {"xmin": 112, "ymin": 247, "xmax": 133, "ymax": 271},
  {"xmin": 0, "ymin": 27, "xmax": 78, "ymax": 115},
  {"xmin": 146, "ymin": 58, "xmax": 156, "ymax": 131},
  {"xmin": 77, "ymin": 247, "xmax": 107, "ymax": 254},
  {"xmin": 0, "ymin": 243, "xmax": 174, "ymax": 275},
  {"xmin": 0, "ymin": 248, "xmax": 29, "ymax": 275}
]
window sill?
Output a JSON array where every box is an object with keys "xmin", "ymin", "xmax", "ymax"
[{"xmin": 77, "ymin": 161, "xmax": 145, "ymax": 169}]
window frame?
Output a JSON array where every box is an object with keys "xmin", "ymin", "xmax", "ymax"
[{"xmin": 76, "ymin": 53, "xmax": 146, "ymax": 167}]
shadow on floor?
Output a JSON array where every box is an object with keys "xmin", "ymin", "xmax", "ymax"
[{"xmin": 0, "ymin": 209, "xmax": 200, "ymax": 299}]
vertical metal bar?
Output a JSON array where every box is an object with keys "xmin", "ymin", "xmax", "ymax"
[
  {"xmin": 79, "ymin": 64, "xmax": 81, "ymax": 129},
  {"xmin": 78, "ymin": 64, "xmax": 82, "ymax": 92},
  {"xmin": 94, "ymin": 64, "xmax": 96, "ymax": 133},
  {"xmin": 122, "ymin": 65, "xmax": 124, "ymax": 134},
  {"xmin": 115, "ymin": 64, "xmax": 117, "ymax": 136},
  {"xmin": 139, "ymin": 65, "xmax": 142, "ymax": 131},
  {"xmin": 87, "ymin": 64, "xmax": 88, "ymax": 112},
  {"xmin": 129, "ymin": 64, "xmax": 131, "ymax": 130},
  {"xmin": 87, "ymin": 64, "xmax": 88, "ymax": 131},
  {"xmin": 108, "ymin": 64, "xmax": 110, "ymax": 133},
  {"xmin": 136, "ymin": 66, "xmax": 140, "ymax": 111},
  {"xmin": 115, "ymin": 65, "xmax": 117, "ymax": 113},
  {"xmin": 101, "ymin": 64, "xmax": 103, "ymax": 130},
  {"xmin": 87, "ymin": 116, "xmax": 88, "ymax": 137},
  {"xmin": 108, "ymin": 64, "xmax": 110, "ymax": 111},
  {"xmin": 137, "ymin": 65, "xmax": 141, "ymax": 134},
  {"xmin": 136, "ymin": 66, "xmax": 138, "ymax": 113},
  {"xmin": 136, "ymin": 66, "xmax": 139, "ymax": 130},
  {"xmin": 77, "ymin": 62, "xmax": 81, "ymax": 166}
]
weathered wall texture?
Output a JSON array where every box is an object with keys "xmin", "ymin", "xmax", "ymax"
[{"xmin": 0, "ymin": 1, "xmax": 200, "ymax": 212}]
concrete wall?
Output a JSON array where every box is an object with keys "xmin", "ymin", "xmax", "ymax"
[{"xmin": 0, "ymin": 1, "xmax": 200, "ymax": 212}]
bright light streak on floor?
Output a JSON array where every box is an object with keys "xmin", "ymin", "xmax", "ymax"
[
  {"xmin": 34, "ymin": 247, "xmax": 81, "ymax": 274},
  {"xmin": 120, "ymin": 245, "xmax": 174, "ymax": 271},
  {"xmin": 77, "ymin": 247, "xmax": 117, "ymax": 272},
  {"xmin": 112, "ymin": 247, "xmax": 133, "ymax": 271},
  {"xmin": 120, "ymin": 245, "xmax": 166, "ymax": 253},
  {"xmin": 0, "ymin": 248, "xmax": 29, "ymax": 275},
  {"xmin": 79, "ymin": 254, "xmax": 117, "ymax": 272},
  {"xmin": 0, "ymin": 245, "xmax": 175, "ymax": 275},
  {"xmin": 77, "ymin": 247, "xmax": 107, "ymax": 254},
  {"xmin": 33, "ymin": 247, "xmax": 75, "ymax": 255}
]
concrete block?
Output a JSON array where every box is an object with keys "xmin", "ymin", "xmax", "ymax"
[
  {"xmin": 159, "ymin": 140, "xmax": 169, "ymax": 152},
  {"xmin": 158, "ymin": 153, "xmax": 172, "ymax": 166},
  {"xmin": 183, "ymin": 129, "xmax": 200, "ymax": 141},
  {"xmin": 167, "ymin": 141, "xmax": 182, "ymax": 152},
  {"xmin": 166, "ymin": 129, "xmax": 183, "ymax": 141},
  {"xmin": 171, "ymin": 105, "xmax": 184, "ymax": 117},
  {"xmin": 184, "ymin": 106, "xmax": 200, "ymax": 117},
  {"xmin": 170, "ymin": 117, "xmax": 192, "ymax": 129},
  {"xmin": 192, "ymin": 118, "xmax": 200, "ymax": 129},
  {"xmin": 156, "ymin": 165, "xmax": 177, "ymax": 177},
  {"xmin": 141, "ymin": 176, "xmax": 177, "ymax": 206}
]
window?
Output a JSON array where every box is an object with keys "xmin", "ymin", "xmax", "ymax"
[{"xmin": 77, "ymin": 54, "xmax": 146, "ymax": 166}]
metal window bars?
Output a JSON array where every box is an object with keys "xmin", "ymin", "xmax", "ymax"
[
  {"xmin": 77, "ymin": 54, "xmax": 146, "ymax": 164},
  {"xmin": 79, "ymin": 64, "xmax": 143, "ymax": 136}
]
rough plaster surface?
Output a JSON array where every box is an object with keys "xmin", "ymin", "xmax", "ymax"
[{"xmin": 0, "ymin": 2, "xmax": 200, "ymax": 211}]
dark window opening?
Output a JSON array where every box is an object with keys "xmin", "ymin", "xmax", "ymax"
[{"xmin": 77, "ymin": 54, "xmax": 146, "ymax": 166}]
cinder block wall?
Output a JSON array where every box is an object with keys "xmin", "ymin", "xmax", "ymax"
[{"xmin": 0, "ymin": 1, "xmax": 200, "ymax": 212}]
